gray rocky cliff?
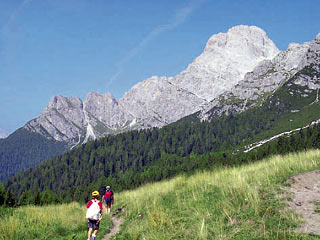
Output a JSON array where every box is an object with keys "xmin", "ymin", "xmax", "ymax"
[
  {"xmin": 119, "ymin": 76, "xmax": 207, "ymax": 127},
  {"xmin": 200, "ymin": 33, "xmax": 320, "ymax": 120},
  {"xmin": 170, "ymin": 25, "xmax": 279, "ymax": 101},
  {"xmin": 25, "ymin": 95, "xmax": 85, "ymax": 144}
]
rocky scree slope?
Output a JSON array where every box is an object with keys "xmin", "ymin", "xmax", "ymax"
[{"xmin": 24, "ymin": 25, "xmax": 280, "ymax": 147}]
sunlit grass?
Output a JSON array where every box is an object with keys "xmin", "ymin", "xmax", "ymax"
[
  {"xmin": 2, "ymin": 150, "xmax": 320, "ymax": 239},
  {"xmin": 113, "ymin": 149, "xmax": 320, "ymax": 239},
  {"xmin": 0, "ymin": 202, "xmax": 112, "ymax": 240}
]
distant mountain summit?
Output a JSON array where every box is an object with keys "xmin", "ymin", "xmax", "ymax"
[
  {"xmin": 200, "ymin": 28, "xmax": 320, "ymax": 119},
  {"xmin": 24, "ymin": 25, "xmax": 282, "ymax": 147},
  {"xmin": 170, "ymin": 25, "xmax": 279, "ymax": 101}
]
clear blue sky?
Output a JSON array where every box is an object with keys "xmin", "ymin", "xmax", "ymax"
[{"xmin": 1, "ymin": 0, "xmax": 320, "ymax": 134}]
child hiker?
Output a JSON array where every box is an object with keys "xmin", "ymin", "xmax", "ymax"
[{"xmin": 86, "ymin": 191, "xmax": 103, "ymax": 240}]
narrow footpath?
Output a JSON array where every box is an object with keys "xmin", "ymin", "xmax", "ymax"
[
  {"xmin": 283, "ymin": 170, "xmax": 320, "ymax": 235},
  {"xmin": 101, "ymin": 208, "xmax": 124, "ymax": 240}
]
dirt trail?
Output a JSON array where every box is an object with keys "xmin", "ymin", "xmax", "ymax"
[
  {"xmin": 283, "ymin": 170, "xmax": 320, "ymax": 235},
  {"xmin": 101, "ymin": 208, "xmax": 124, "ymax": 240}
]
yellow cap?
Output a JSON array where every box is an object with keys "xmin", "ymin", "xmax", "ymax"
[{"xmin": 92, "ymin": 191, "xmax": 100, "ymax": 196}]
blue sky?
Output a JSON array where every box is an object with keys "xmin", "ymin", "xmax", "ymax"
[{"xmin": 1, "ymin": 0, "xmax": 320, "ymax": 134}]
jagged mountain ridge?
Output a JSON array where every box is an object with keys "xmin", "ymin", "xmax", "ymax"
[{"xmin": 24, "ymin": 25, "xmax": 281, "ymax": 147}]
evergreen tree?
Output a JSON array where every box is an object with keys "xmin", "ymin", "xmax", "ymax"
[
  {"xmin": 18, "ymin": 190, "xmax": 33, "ymax": 206},
  {"xmin": 4, "ymin": 188, "xmax": 16, "ymax": 207},
  {"xmin": 34, "ymin": 190, "xmax": 41, "ymax": 206},
  {"xmin": 0, "ymin": 182, "xmax": 5, "ymax": 206},
  {"xmin": 40, "ymin": 189, "xmax": 61, "ymax": 205}
]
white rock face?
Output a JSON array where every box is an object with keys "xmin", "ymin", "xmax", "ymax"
[
  {"xmin": 25, "ymin": 92, "xmax": 137, "ymax": 146},
  {"xmin": 25, "ymin": 95, "xmax": 86, "ymax": 144},
  {"xmin": 200, "ymin": 33, "xmax": 320, "ymax": 119},
  {"xmin": 170, "ymin": 25, "xmax": 279, "ymax": 101},
  {"xmin": 233, "ymin": 34, "xmax": 319, "ymax": 99},
  {"xmin": 0, "ymin": 128, "xmax": 7, "ymax": 139},
  {"xmin": 83, "ymin": 91, "xmax": 135, "ymax": 132},
  {"xmin": 120, "ymin": 76, "xmax": 207, "ymax": 127},
  {"xmin": 23, "ymin": 25, "xmax": 319, "ymax": 147}
]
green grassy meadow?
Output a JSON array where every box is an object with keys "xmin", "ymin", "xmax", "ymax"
[
  {"xmin": 2, "ymin": 149, "xmax": 320, "ymax": 239},
  {"xmin": 0, "ymin": 202, "xmax": 112, "ymax": 240},
  {"xmin": 112, "ymin": 149, "xmax": 320, "ymax": 239}
]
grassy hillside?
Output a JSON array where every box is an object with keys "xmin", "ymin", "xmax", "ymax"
[
  {"xmin": 111, "ymin": 149, "xmax": 320, "ymax": 239},
  {"xmin": 2, "ymin": 150, "xmax": 320, "ymax": 239},
  {"xmin": 0, "ymin": 202, "xmax": 112, "ymax": 240}
]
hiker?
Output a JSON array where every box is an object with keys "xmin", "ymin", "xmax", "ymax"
[
  {"xmin": 103, "ymin": 186, "xmax": 114, "ymax": 214},
  {"xmin": 86, "ymin": 191, "xmax": 103, "ymax": 240}
]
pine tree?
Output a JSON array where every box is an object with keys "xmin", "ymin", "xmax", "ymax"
[
  {"xmin": 40, "ymin": 189, "xmax": 60, "ymax": 205},
  {"xmin": 18, "ymin": 190, "xmax": 33, "ymax": 206},
  {"xmin": 0, "ymin": 182, "xmax": 5, "ymax": 206},
  {"xmin": 34, "ymin": 190, "xmax": 41, "ymax": 205},
  {"xmin": 4, "ymin": 188, "xmax": 16, "ymax": 208}
]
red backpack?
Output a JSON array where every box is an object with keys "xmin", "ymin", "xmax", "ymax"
[{"xmin": 104, "ymin": 190, "xmax": 112, "ymax": 199}]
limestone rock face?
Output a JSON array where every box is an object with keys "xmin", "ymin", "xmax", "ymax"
[
  {"xmin": 200, "ymin": 33, "xmax": 320, "ymax": 120},
  {"xmin": 25, "ymin": 92, "xmax": 137, "ymax": 146},
  {"xmin": 23, "ymin": 25, "xmax": 320, "ymax": 147},
  {"xmin": 170, "ymin": 25, "xmax": 279, "ymax": 101},
  {"xmin": 119, "ymin": 76, "xmax": 207, "ymax": 127},
  {"xmin": 82, "ymin": 92, "xmax": 135, "ymax": 141},
  {"xmin": 25, "ymin": 96, "xmax": 85, "ymax": 145}
]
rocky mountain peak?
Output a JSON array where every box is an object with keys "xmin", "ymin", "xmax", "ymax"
[
  {"xmin": 205, "ymin": 25, "xmax": 279, "ymax": 58},
  {"xmin": 104, "ymin": 92, "xmax": 117, "ymax": 103},
  {"xmin": 200, "ymin": 30, "xmax": 320, "ymax": 120},
  {"xmin": 170, "ymin": 25, "xmax": 279, "ymax": 101},
  {"xmin": 48, "ymin": 95, "xmax": 82, "ymax": 110}
]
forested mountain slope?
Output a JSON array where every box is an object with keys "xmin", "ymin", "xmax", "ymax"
[{"xmin": 0, "ymin": 128, "xmax": 67, "ymax": 181}]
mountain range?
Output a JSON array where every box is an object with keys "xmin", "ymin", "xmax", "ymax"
[
  {"xmin": 23, "ymin": 25, "xmax": 280, "ymax": 147},
  {"xmin": 1, "ymin": 25, "xmax": 320, "ymax": 181}
]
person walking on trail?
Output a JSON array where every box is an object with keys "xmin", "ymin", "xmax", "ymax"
[
  {"xmin": 103, "ymin": 186, "xmax": 114, "ymax": 214},
  {"xmin": 86, "ymin": 191, "xmax": 103, "ymax": 240}
]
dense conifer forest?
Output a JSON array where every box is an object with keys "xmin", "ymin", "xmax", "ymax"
[
  {"xmin": 4, "ymin": 101, "xmax": 320, "ymax": 204},
  {"xmin": 0, "ymin": 128, "xmax": 67, "ymax": 181}
]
